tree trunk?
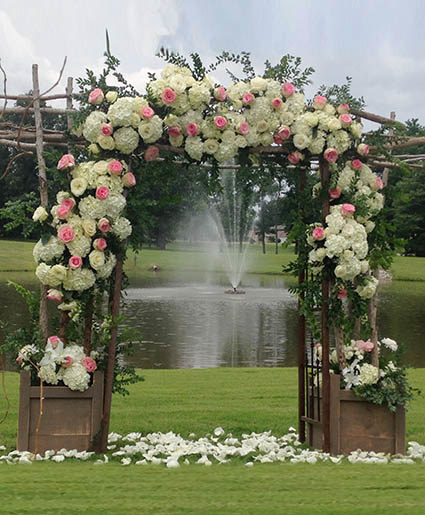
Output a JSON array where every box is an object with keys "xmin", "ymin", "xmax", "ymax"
[
  {"xmin": 275, "ymin": 224, "xmax": 278, "ymax": 254},
  {"xmin": 261, "ymin": 232, "xmax": 266, "ymax": 254},
  {"xmin": 156, "ymin": 233, "xmax": 166, "ymax": 250}
]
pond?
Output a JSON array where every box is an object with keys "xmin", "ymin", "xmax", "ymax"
[{"xmin": 1, "ymin": 271, "xmax": 424, "ymax": 369}]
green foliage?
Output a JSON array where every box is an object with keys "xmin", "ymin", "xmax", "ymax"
[
  {"xmin": 0, "ymin": 192, "xmax": 39, "ymax": 238},
  {"xmin": 317, "ymin": 76, "xmax": 365, "ymax": 111}
]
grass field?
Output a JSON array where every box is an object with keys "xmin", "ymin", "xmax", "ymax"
[
  {"xmin": 1, "ymin": 368, "xmax": 425, "ymax": 514},
  {"xmin": 1, "ymin": 239, "xmax": 424, "ymax": 281}
]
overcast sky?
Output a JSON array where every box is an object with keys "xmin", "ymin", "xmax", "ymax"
[{"xmin": 1, "ymin": 0, "xmax": 425, "ymax": 124}]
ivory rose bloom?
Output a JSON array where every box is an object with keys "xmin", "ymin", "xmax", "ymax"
[
  {"xmin": 324, "ymin": 148, "xmax": 339, "ymax": 163},
  {"xmin": 105, "ymin": 91, "xmax": 118, "ymax": 103},
  {"xmin": 108, "ymin": 160, "xmax": 123, "ymax": 175},
  {"xmin": 33, "ymin": 206, "xmax": 48, "ymax": 222},
  {"xmin": 89, "ymin": 250, "xmax": 105, "ymax": 270},
  {"xmin": 88, "ymin": 88, "xmax": 104, "ymax": 105},
  {"xmin": 357, "ymin": 143, "xmax": 369, "ymax": 156},
  {"xmin": 82, "ymin": 219, "xmax": 97, "ymax": 237},
  {"xmin": 96, "ymin": 186, "xmax": 110, "ymax": 200},
  {"xmin": 58, "ymin": 224, "xmax": 76, "ymax": 243},
  {"xmin": 57, "ymin": 154, "xmax": 75, "ymax": 170},
  {"xmin": 70, "ymin": 177, "xmax": 88, "ymax": 197},
  {"xmin": 122, "ymin": 172, "xmax": 136, "ymax": 187}
]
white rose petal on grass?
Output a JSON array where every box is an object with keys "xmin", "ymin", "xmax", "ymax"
[{"xmin": 51, "ymin": 455, "xmax": 65, "ymax": 463}]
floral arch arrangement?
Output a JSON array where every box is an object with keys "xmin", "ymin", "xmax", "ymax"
[{"xmin": 15, "ymin": 52, "xmax": 414, "ymax": 453}]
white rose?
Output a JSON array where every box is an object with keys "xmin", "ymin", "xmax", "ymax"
[
  {"xmin": 89, "ymin": 250, "xmax": 105, "ymax": 270},
  {"xmin": 70, "ymin": 177, "xmax": 88, "ymax": 197},
  {"xmin": 33, "ymin": 206, "xmax": 48, "ymax": 222}
]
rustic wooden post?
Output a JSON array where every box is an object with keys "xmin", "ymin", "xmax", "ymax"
[
  {"xmin": 319, "ymin": 156, "xmax": 331, "ymax": 453},
  {"xmin": 298, "ymin": 167, "xmax": 307, "ymax": 443},
  {"xmin": 66, "ymin": 77, "xmax": 73, "ymax": 134},
  {"xmin": 32, "ymin": 64, "xmax": 49, "ymax": 341},
  {"xmin": 97, "ymin": 257, "xmax": 124, "ymax": 453}
]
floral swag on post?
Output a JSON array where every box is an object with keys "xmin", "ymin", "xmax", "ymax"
[{"xmin": 19, "ymin": 61, "xmax": 411, "ymax": 408}]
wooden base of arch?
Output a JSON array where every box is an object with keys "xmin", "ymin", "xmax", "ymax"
[
  {"xmin": 304, "ymin": 374, "xmax": 405, "ymax": 455},
  {"xmin": 17, "ymin": 370, "xmax": 104, "ymax": 454}
]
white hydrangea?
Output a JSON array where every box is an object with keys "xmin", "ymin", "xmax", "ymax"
[
  {"xmin": 138, "ymin": 115, "xmax": 163, "ymax": 143},
  {"xmin": 33, "ymin": 237, "xmax": 64, "ymax": 263},
  {"xmin": 112, "ymin": 217, "xmax": 132, "ymax": 240},
  {"xmin": 113, "ymin": 127, "xmax": 140, "ymax": 154},
  {"xmin": 58, "ymin": 363, "xmax": 90, "ymax": 391},
  {"xmin": 359, "ymin": 363, "xmax": 380, "ymax": 385},
  {"xmin": 327, "ymin": 130, "xmax": 351, "ymax": 153},
  {"xmin": 214, "ymin": 143, "xmax": 238, "ymax": 163},
  {"xmin": 356, "ymin": 275, "xmax": 379, "ymax": 299},
  {"xmin": 105, "ymin": 193, "xmax": 127, "ymax": 219},
  {"xmin": 38, "ymin": 363, "xmax": 59, "ymax": 385},
  {"xmin": 107, "ymin": 97, "xmax": 134, "ymax": 127},
  {"xmin": 35, "ymin": 263, "xmax": 51, "ymax": 284},
  {"xmin": 83, "ymin": 111, "xmax": 108, "ymax": 143},
  {"xmin": 66, "ymin": 235, "xmax": 92, "ymax": 257},
  {"xmin": 96, "ymin": 253, "xmax": 117, "ymax": 280},
  {"xmin": 78, "ymin": 196, "xmax": 108, "ymax": 220},
  {"xmin": 63, "ymin": 267, "xmax": 96, "ymax": 291},
  {"xmin": 185, "ymin": 136, "xmax": 204, "ymax": 161}
]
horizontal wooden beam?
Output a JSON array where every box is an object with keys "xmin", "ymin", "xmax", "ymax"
[
  {"xmin": 0, "ymin": 93, "xmax": 70, "ymax": 101},
  {"xmin": 0, "ymin": 107, "xmax": 76, "ymax": 115}
]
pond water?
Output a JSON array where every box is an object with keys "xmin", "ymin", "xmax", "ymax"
[{"xmin": 1, "ymin": 271, "xmax": 425, "ymax": 369}]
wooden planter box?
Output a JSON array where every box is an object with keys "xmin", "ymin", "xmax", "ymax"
[
  {"xmin": 17, "ymin": 370, "xmax": 104, "ymax": 453},
  {"xmin": 307, "ymin": 374, "xmax": 405, "ymax": 455}
]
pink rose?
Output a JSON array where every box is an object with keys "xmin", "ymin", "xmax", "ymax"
[
  {"xmin": 58, "ymin": 224, "xmax": 75, "ymax": 243},
  {"xmin": 186, "ymin": 123, "xmax": 199, "ymax": 137},
  {"xmin": 69, "ymin": 255, "xmax": 83, "ymax": 269},
  {"xmin": 88, "ymin": 88, "xmax": 104, "ymax": 105},
  {"xmin": 281, "ymin": 82, "xmax": 295, "ymax": 97},
  {"xmin": 242, "ymin": 93, "xmax": 255, "ymax": 105},
  {"xmin": 168, "ymin": 126, "xmax": 181, "ymax": 138},
  {"xmin": 313, "ymin": 95, "xmax": 327, "ymax": 109},
  {"xmin": 288, "ymin": 151, "xmax": 304, "ymax": 165},
  {"xmin": 101, "ymin": 123, "xmax": 113, "ymax": 136},
  {"xmin": 329, "ymin": 188, "xmax": 341, "ymax": 199},
  {"xmin": 337, "ymin": 288, "xmax": 347, "ymax": 299},
  {"xmin": 278, "ymin": 126, "xmax": 291, "ymax": 141},
  {"xmin": 122, "ymin": 172, "xmax": 136, "ymax": 187},
  {"xmin": 108, "ymin": 160, "xmax": 123, "ymax": 175},
  {"xmin": 61, "ymin": 197, "xmax": 75, "ymax": 210},
  {"xmin": 98, "ymin": 218, "xmax": 111, "ymax": 233},
  {"xmin": 47, "ymin": 289, "xmax": 63, "ymax": 302},
  {"xmin": 351, "ymin": 159, "xmax": 363, "ymax": 170},
  {"xmin": 356, "ymin": 340, "xmax": 374, "ymax": 352},
  {"xmin": 337, "ymin": 103, "xmax": 350, "ymax": 114},
  {"xmin": 47, "ymin": 335, "xmax": 61, "ymax": 349},
  {"xmin": 162, "ymin": 87, "xmax": 177, "ymax": 105},
  {"xmin": 238, "ymin": 122, "xmax": 250, "ymax": 135},
  {"xmin": 273, "ymin": 135, "xmax": 283, "ymax": 144},
  {"xmin": 324, "ymin": 148, "xmax": 339, "ymax": 163},
  {"xmin": 214, "ymin": 86, "xmax": 227, "ymax": 101},
  {"xmin": 272, "ymin": 98, "xmax": 283, "ymax": 108},
  {"xmin": 94, "ymin": 238, "xmax": 107, "ymax": 251},
  {"xmin": 62, "ymin": 356, "xmax": 73, "ymax": 368},
  {"xmin": 312, "ymin": 227, "xmax": 325, "ymax": 240},
  {"xmin": 341, "ymin": 203, "xmax": 356, "ymax": 216},
  {"xmin": 57, "ymin": 204, "xmax": 71, "ymax": 220},
  {"xmin": 141, "ymin": 106, "xmax": 155, "ymax": 119},
  {"xmin": 214, "ymin": 116, "xmax": 227, "ymax": 129},
  {"xmin": 82, "ymin": 356, "xmax": 97, "ymax": 373},
  {"xmin": 375, "ymin": 177, "xmax": 384, "ymax": 189},
  {"xmin": 144, "ymin": 145, "xmax": 159, "ymax": 161},
  {"xmin": 57, "ymin": 154, "xmax": 75, "ymax": 170},
  {"xmin": 96, "ymin": 186, "xmax": 110, "ymax": 200},
  {"xmin": 339, "ymin": 113, "xmax": 352, "ymax": 127},
  {"xmin": 357, "ymin": 143, "xmax": 369, "ymax": 157}
]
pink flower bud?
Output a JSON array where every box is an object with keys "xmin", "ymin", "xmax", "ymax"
[
  {"xmin": 57, "ymin": 154, "xmax": 75, "ymax": 170},
  {"xmin": 341, "ymin": 203, "xmax": 356, "ymax": 216},
  {"xmin": 357, "ymin": 143, "xmax": 369, "ymax": 156},
  {"xmin": 62, "ymin": 356, "xmax": 73, "ymax": 367},
  {"xmin": 144, "ymin": 145, "xmax": 159, "ymax": 161},
  {"xmin": 351, "ymin": 159, "xmax": 363, "ymax": 170},
  {"xmin": 47, "ymin": 335, "xmax": 61, "ymax": 348},
  {"xmin": 94, "ymin": 238, "xmax": 107, "ymax": 251},
  {"xmin": 162, "ymin": 87, "xmax": 177, "ymax": 105},
  {"xmin": 312, "ymin": 227, "xmax": 325, "ymax": 240},
  {"xmin": 288, "ymin": 151, "xmax": 304, "ymax": 165},
  {"xmin": 101, "ymin": 123, "xmax": 113, "ymax": 136},
  {"xmin": 324, "ymin": 148, "xmax": 339, "ymax": 163},
  {"xmin": 47, "ymin": 289, "xmax": 63, "ymax": 302},
  {"xmin": 122, "ymin": 172, "xmax": 136, "ymax": 187},
  {"xmin": 96, "ymin": 186, "xmax": 110, "ymax": 200},
  {"xmin": 278, "ymin": 126, "xmax": 291, "ymax": 141},
  {"xmin": 214, "ymin": 116, "xmax": 227, "ymax": 129},
  {"xmin": 375, "ymin": 177, "xmax": 384, "ymax": 189},
  {"xmin": 88, "ymin": 88, "xmax": 104, "ymax": 105},
  {"xmin": 61, "ymin": 197, "xmax": 75, "ymax": 210},
  {"xmin": 339, "ymin": 113, "xmax": 352, "ymax": 127},
  {"xmin": 57, "ymin": 204, "xmax": 71, "ymax": 220},
  {"xmin": 313, "ymin": 95, "xmax": 327, "ymax": 109},
  {"xmin": 98, "ymin": 218, "xmax": 111, "ymax": 233},
  {"xmin": 214, "ymin": 86, "xmax": 227, "ymax": 101},
  {"xmin": 108, "ymin": 160, "xmax": 123, "ymax": 175},
  {"xmin": 69, "ymin": 255, "xmax": 83, "ymax": 269},
  {"xmin": 82, "ymin": 356, "xmax": 97, "ymax": 372},
  {"xmin": 242, "ymin": 93, "xmax": 255, "ymax": 105},
  {"xmin": 238, "ymin": 122, "xmax": 250, "ymax": 135},
  {"xmin": 337, "ymin": 103, "xmax": 350, "ymax": 114},
  {"xmin": 337, "ymin": 288, "xmax": 348, "ymax": 299},
  {"xmin": 168, "ymin": 126, "xmax": 181, "ymax": 138},
  {"xmin": 272, "ymin": 98, "xmax": 283, "ymax": 108},
  {"xmin": 141, "ymin": 106, "xmax": 155, "ymax": 119},
  {"xmin": 281, "ymin": 82, "xmax": 295, "ymax": 97},
  {"xmin": 186, "ymin": 123, "xmax": 199, "ymax": 137}
]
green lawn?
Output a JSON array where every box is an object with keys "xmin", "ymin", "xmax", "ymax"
[
  {"xmin": 1, "ymin": 239, "xmax": 424, "ymax": 281},
  {"xmin": 1, "ymin": 368, "xmax": 425, "ymax": 514}
]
